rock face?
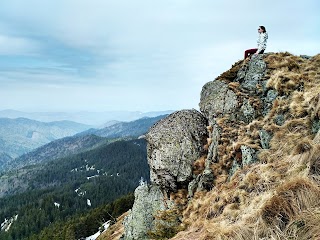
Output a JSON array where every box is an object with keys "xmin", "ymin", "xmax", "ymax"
[
  {"xmin": 236, "ymin": 54, "xmax": 267, "ymax": 93},
  {"xmin": 197, "ymin": 56, "xmax": 270, "ymax": 175},
  {"xmin": 198, "ymin": 55, "xmax": 273, "ymax": 124},
  {"xmin": 236, "ymin": 55, "xmax": 276, "ymax": 117},
  {"xmin": 199, "ymin": 80, "xmax": 238, "ymax": 124},
  {"xmin": 122, "ymin": 183, "xmax": 171, "ymax": 240},
  {"xmin": 146, "ymin": 110, "xmax": 208, "ymax": 191},
  {"xmin": 121, "ymin": 110, "xmax": 208, "ymax": 239}
]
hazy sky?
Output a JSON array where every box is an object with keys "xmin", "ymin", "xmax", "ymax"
[{"xmin": 0, "ymin": 0, "xmax": 319, "ymax": 112}]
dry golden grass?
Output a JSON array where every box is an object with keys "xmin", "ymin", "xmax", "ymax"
[
  {"xmin": 216, "ymin": 60, "xmax": 243, "ymax": 82},
  {"xmin": 193, "ymin": 156, "xmax": 206, "ymax": 175},
  {"xmin": 169, "ymin": 52, "xmax": 320, "ymax": 240},
  {"xmin": 97, "ymin": 212, "xmax": 128, "ymax": 240}
]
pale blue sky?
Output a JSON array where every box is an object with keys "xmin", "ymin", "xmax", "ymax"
[{"xmin": 0, "ymin": 0, "xmax": 319, "ymax": 112}]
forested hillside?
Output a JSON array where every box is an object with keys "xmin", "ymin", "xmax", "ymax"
[
  {"xmin": 1, "ymin": 114, "xmax": 168, "ymax": 173},
  {"xmin": 0, "ymin": 139, "xmax": 149, "ymax": 240},
  {"xmin": 28, "ymin": 193, "xmax": 135, "ymax": 240},
  {"xmin": 4, "ymin": 134, "xmax": 109, "ymax": 172}
]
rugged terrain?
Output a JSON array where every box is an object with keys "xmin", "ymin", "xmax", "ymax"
[{"xmin": 101, "ymin": 52, "xmax": 320, "ymax": 240}]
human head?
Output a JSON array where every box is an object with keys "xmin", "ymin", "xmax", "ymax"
[{"xmin": 258, "ymin": 26, "xmax": 266, "ymax": 33}]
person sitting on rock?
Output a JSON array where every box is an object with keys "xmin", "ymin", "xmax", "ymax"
[{"xmin": 244, "ymin": 26, "xmax": 268, "ymax": 59}]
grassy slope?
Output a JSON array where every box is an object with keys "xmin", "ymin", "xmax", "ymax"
[
  {"xmin": 102, "ymin": 52, "xmax": 320, "ymax": 240},
  {"xmin": 171, "ymin": 53, "xmax": 320, "ymax": 240}
]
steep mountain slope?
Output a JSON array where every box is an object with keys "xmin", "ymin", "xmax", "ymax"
[
  {"xmin": 0, "ymin": 137, "xmax": 148, "ymax": 198},
  {"xmin": 0, "ymin": 139, "xmax": 149, "ymax": 240},
  {"xmin": 3, "ymin": 134, "xmax": 108, "ymax": 172},
  {"xmin": 171, "ymin": 53, "xmax": 320, "ymax": 240},
  {"xmin": 0, "ymin": 118, "xmax": 91, "ymax": 158},
  {"xmin": 103, "ymin": 52, "xmax": 320, "ymax": 240}
]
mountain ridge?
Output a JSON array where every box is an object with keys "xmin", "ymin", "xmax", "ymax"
[
  {"xmin": 0, "ymin": 117, "xmax": 91, "ymax": 159},
  {"xmin": 0, "ymin": 114, "xmax": 168, "ymax": 173},
  {"xmin": 0, "ymin": 110, "xmax": 175, "ymax": 125},
  {"xmin": 102, "ymin": 52, "xmax": 320, "ymax": 240}
]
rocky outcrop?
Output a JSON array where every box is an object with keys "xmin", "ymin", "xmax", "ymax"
[
  {"xmin": 117, "ymin": 53, "xmax": 320, "ymax": 240},
  {"xmin": 199, "ymin": 80, "xmax": 238, "ymax": 124},
  {"xmin": 121, "ymin": 110, "xmax": 208, "ymax": 239},
  {"xmin": 122, "ymin": 54, "xmax": 273, "ymax": 238},
  {"xmin": 199, "ymin": 55, "xmax": 273, "ymax": 168},
  {"xmin": 146, "ymin": 110, "xmax": 208, "ymax": 191},
  {"xmin": 236, "ymin": 54, "xmax": 267, "ymax": 93},
  {"xmin": 122, "ymin": 183, "xmax": 172, "ymax": 240}
]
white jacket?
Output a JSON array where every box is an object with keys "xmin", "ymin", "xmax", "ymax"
[{"xmin": 257, "ymin": 32, "xmax": 268, "ymax": 53}]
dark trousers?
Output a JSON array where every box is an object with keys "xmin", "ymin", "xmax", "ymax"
[{"xmin": 244, "ymin": 48, "xmax": 264, "ymax": 59}]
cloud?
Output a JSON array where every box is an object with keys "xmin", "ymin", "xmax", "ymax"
[
  {"xmin": 0, "ymin": 0, "xmax": 319, "ymax": 112},
  {"xmin": 0, "ymin": 35, "xmax": 40, "ymax": 55}
]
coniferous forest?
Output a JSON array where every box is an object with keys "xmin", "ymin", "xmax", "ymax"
[{"xmin": 0, "ymin": 139, "xmax": 149, "ymax": 240}]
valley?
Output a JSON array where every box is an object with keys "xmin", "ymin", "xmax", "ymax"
[{"xmin": 0, "ymin": 114, "xmax": 167, "ymax": 239}]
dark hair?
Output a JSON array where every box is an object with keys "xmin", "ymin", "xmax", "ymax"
[{"xmin": 259, "ymin": 26, "xmax": 266, "ymax": 33}]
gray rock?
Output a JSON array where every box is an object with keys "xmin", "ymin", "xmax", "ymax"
[
  {"xmin": 196, "ymin": 169, "xmax": 214, "ymax": 192},
  {"xmin": 265, "ymin": 90, "xmax": 278, "ymax": 104},
  {"xmin": 187, "ymin": 177, "xmax": 199, "ymax": 198},
  {"xmin": 274, "ymin": 114, "xmax": 285, "ymax": 126},
  {"xmin": 199, "ymin": 80, "xmax": 238, "ymax": 123},
  {"xmin": 146, "ymin": 109, "xmax": 208, "ymax": 192},
  {"xmin": 228, "ymin": 159, "xmax": 241, "ymax": 178},
  {"xmin": 241, "ymin": 145, "xmax": 257, "ymax": 166},
  {"xmin": 263, "ymin": 90, "xmax": 278, "ymax": 115},
  {"xmin": 187, "ymin": 169, "xmax": 215, "ymax": 197},
  {"xmin": 237, "ymin": 55, "xmax": 267, "ymax": 93},
  {"xmin": 300, "ymin": 55, "xmax": 312, "ymax": 59},
  {"xmin": 240, "ymin": 99, "xmax": 256, "ymax": 124},
  {"xmin": 206, "ymin": 122, "xmax": 220, "ymax": 166},
  {"xmin": 312, "ymin": 118, "xmax": 320, "ymax": 134},
  {"xmin": 235, "ymin": 63, "xmax": 248, "ymax": 82},
  {"xmin": 122, "ymin": 184, "xmax": 172, "ymax": 240},
  {"xmin": 259, "ymin": 130, "xmax": 272, "ymax": 149}
]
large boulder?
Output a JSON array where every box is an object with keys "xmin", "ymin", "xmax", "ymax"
[
  {"xmin": 146, "ymin": 109, "xmax": 208, "ymax": 192},
  {"xmin": 199, "ymin": 80, "xmax": 238, "ymax": 124}
]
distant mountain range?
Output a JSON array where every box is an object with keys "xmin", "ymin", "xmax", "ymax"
[
  {"xmin": 79, "ymin": 114, "xmax": 168, "ymax": 138},
  {"xmin": 0, "ymin": 153, "xmax": 12, "ymax": 168},
  {"xmin": 0, "ymin": 118, "xmax": 91, "ymax": 159},
  {"xmin": 0, "ymin": 114, "xmax": 169, "ymax": 173},
  {"xmin": 0, "ymin": 109, "xmax": 174, "ymax": 125}
]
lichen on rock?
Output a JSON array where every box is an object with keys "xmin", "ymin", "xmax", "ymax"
[
  {"xmin": 236, "ymin": 54, "xmax": 267, "ymax": 93},
  {"xmin": 146, "ymin": 109, "xmax": 208, "ymax": 192},
  {"xmin": 121, "ymin": 184, "xmax": 173, "ymax": 240},
  {"xmin": 199, "ymin": 80, "xmax": 238, "ymax": 123}
]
